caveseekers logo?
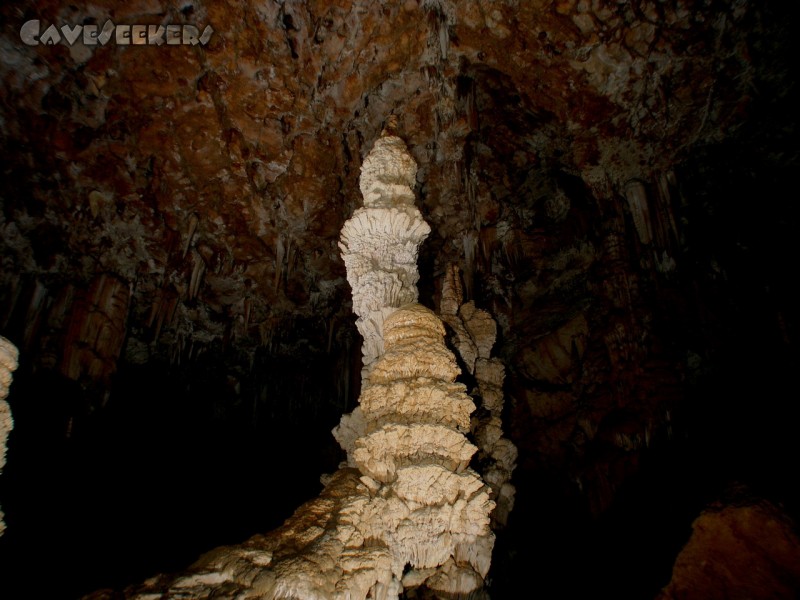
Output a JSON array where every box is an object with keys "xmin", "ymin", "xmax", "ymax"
[{"xmin": 20, "ymin": 19, "xmax": 213, "ymax": 46}]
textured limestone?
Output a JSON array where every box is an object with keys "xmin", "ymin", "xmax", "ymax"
[
  {"xmin": 106, "ymin": 303, "xmax": 495, "ymax": 600},
  {"xmin": 459, "ymin": 302, "xmax": 496, "ymax": 359},
  {"xmin": 354, "ymin": 423, "xmax": 478, "ymax": 483},
  {"xmin": 332, "ymin": 406, "xmax": 367, "ymax": 466},
  {"xmin": 96, "ymin": 135, "xmax": 494, "ymax": 599},
  {"xmin": 0, "ymin": 336, "xmax": 19, "ymax": 537},
  {"xmin": 359, "ymin": 379, "xmax": 474, "ymax": 433},
  {"xmin": 338, "ymin": 136, "xmax": 431, "ymax": 374},
  {"xmin": 657, "ymin": 500, "xmax": 800, "ymax": 600},
  {"xmin": 439, "ymin": 266, "xmax": 517, "ymax": 528},
  {"xmin": 334, "ymin": 136, "xmax": 432, "ymax": 459}
]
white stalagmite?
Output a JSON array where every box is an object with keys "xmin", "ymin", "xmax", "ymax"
[
  {"xmin": 338, "ymin": 135, "xmax": 431, "ymax": 376},
  {"xmin": 113, "ymin": 132, "xmax": 496, "ymax": 600},
  {"xmin": 0, "ymin": 336, "xmax": 19, "ymax": 537}
]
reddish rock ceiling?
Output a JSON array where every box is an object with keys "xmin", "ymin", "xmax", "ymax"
[{"xmin": 1, "ymin": 0, "xmax": 771, "ymax": 364}]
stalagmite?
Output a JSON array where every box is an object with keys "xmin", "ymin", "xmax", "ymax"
[
  {"xmin": 0, "ymin": 336, "xmax": 19, "ymax": 537},
  {"xmin": 439, "ymin": 264, "xmax": 517, "ymax": 528},
  {"xmin": 99, "ymin": 130, "xmax": 496, "ymax": 599},
  {"xmin": 338, "ymin": 134, "xmax": 431, "ymax": 376}
]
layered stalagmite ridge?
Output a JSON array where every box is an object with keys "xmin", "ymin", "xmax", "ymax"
[
  {"xmin": 338, "ymin": 135, "xmax": 431, "ymax": 375},
  {"xmin": 94, "ymin": 133, "xmax": 496, "ymax": 599},
  {"xmin": 0, "ymin": 336, "xmax": 19, "ymax": 537},
  {"xmin": 440, "ymin": 264, "xmax": 517, "ymax": 528},
  {"xmin": 334, "ymin": 132, "xmax": 432, "ymax": 461},
  {"xmin": 350, "ymin": 303, "xmax": 496, "ymax": 597}
]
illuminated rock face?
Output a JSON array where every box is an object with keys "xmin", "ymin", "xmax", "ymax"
[
  {"xmin": 351, "ymin": 303, "xmax": 496, "ymax": 597},
  {"xmin": 107, "ymin": 134, "xmax": 495, "ymax": 600},
  {"xmin": 334, "ymin": 133, "xmax": 431, "ymax": 461},
  {"xmin": 0, "ymin": 336, "xmax": 19, "ymax": 537},
  {"xmin": 330, "ymin": 136, "xmax": 495, "ymax": 597},
  {"xmin": 440, "ymin": 264, "xmax": 517, "ymax": 528},
  {"xmin": 338, "ymin": 135, "xmax": 431, "ymax": 376}
]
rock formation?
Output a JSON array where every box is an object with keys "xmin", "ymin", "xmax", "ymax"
[
  {"xmin": 338, "ymin": 127, "xmax": 431, "ymax": 375},
  {"xmin": 88, "ymin": 133, "xmax": 495, "ymax": 599},
  {"xmin": 439, "ymin": 264, "xmax": 516, "ymax": 528},
  {"xmin": 658, "ymin": 497, "xmax": 800, "ymax": 600},
  {"xmin": 0, "ymin": 336, "xmax": 19, "ymax": 537},
  {"xmin": 1, "ymin": 2, "xmax": 797, "ymax": 597},
  {"xmin": 334, "ymin": 125, "xmax": 432, "ymax": 461}
]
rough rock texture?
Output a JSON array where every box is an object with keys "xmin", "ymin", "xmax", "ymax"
[
  {"xmin": 657, "ymin": 499, "xmax": 800, "ymax": 600},
  {"xmin": 93, "ymin": 306, "xmax": 494, "ymax": 599},
  {"xmin": 339, "ymin": 134, "xmax": 431, "ymax": 375},
  {"xmin": 0, "ymin": 0, "xmax": 798, "ymax": 596},
  {"xmin": 334, "ymin": 133, "xmax": 431, "ymax": 459},
  {"xmin": 440, "ymin": 264, "xmax": 516, "ymax": 528},
  {"xmin": 0, "ymin": 336, "xmax": 19, "ymax": 536},
  {"xmin": 83, "ymin": 134, "xmax": 494, "ymax": 599}
]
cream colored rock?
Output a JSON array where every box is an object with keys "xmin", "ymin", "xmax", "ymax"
[
  {"xmin": 473, "ymin": 415, "xmax": 504, "ymax": 452},
  {"xmin": 435, "ymin": 267, "xmax": 517, "ymax": 530},
  {"xmin": 354, "ymin": 423, "xmax": 477, "ymax": 483},
  {"xmin": 441, "ymin": 314, "xmax": 478, "ymax": 374},
  {"xmin": 393, "ymin": 465, "xmax": 486, "ymax": 507},
  {"xmin": 440, "ymin": 263, "xmax": 463, "ymax": 316},
  {"xmin": 368, "ymin": 339, "xmax": 461, "ymax": 384},
  {"xmin": 0, "ymin": 336, "xmax": 19, "ymax": 537},
  {"xmin": 480, "ymin": 385, "xmax": 505, "ymax": 413},
  {"xmin": 359, "ymin": 379, "xmax": 474, "ymax": 433},
  {"xmin": 459, "ymin": 301, "xmax": 497, "ymax": 359},
  {"xmin": 97, "ymin": 138, "xmax": 497, "ymax": 600},
  {"xmin": 382, "ymin": 302, "xmax": 445, "ymax": 346},
  {"xmin": 474, "ymin": 357, "xmax": 505, "ymax": 389},
  {"xmin": 426, "ymin": 558, "xmax": 485, "ymax": 598},
  {"xmin": 359, "ymin": 136, "xmax": 418, "ymax": 208},
  {"xmin": 332, "ymin": 406, "xmax": 367, "ymax": 466},
  {"xmin": 338, "ymin": 136, "xmax": 431, "ymax": 376}
]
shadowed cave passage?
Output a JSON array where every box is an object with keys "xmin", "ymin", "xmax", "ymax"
[{"xmin": 0, "ymin": 352, "xmax": 349, "ymax": 598}]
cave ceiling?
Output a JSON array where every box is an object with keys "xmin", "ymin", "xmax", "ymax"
[{"xmin": 0, "ymin": 0, "xmax": 795, "ymax": 406}]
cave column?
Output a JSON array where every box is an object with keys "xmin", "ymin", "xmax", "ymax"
[{"xmin": 333, "ymin": 122, "xmax": 431, "ymax": 460}]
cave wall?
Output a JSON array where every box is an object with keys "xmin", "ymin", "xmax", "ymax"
[{"xmin": 1, "ymin": 0, "xmax": 798, "ymax": 597}]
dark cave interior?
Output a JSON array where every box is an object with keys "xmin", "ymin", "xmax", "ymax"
[{"xmin": 1, "ymin": 1, "xmax": 799, "ymax": 598}]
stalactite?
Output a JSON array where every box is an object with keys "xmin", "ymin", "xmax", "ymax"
[
  {"xmin": 60, "ymin": 274, "xmax": 130, "ymax": 388},
  {"xmin": 22, "ymin": 279, "xmax": 48, "ymax": 351},
  {"xmin": 243, "ymin": 298, "xmax": 252, "ymax": 332},
  {"xmin": 463, "ymin": 231, "xmax": 478, "ymax": 300},
  {"xmin": 438, "ymin": 17, "xmax": 449, "ymax": 59},
  {"xmin": 188, "ymin": 250, "xmax": 206, "ymax": 301},
  {"xmin": 182, "ymin": 213, "xmax": 199, "ymax": 258},
  {"xmin": 624, "ymin": 179, "xmax": 653, "ymax": 245},
  {"xmin": 274, "ymin": 235, "xmax": 285, "ymax": 291}
]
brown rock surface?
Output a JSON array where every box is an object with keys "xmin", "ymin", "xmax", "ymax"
[{"xmin": 658, "ymin": 500, "xmax": 800, "ymax": 600}]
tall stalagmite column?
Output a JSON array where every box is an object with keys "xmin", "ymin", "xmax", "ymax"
[
  {"xmin": 333, "ymin": 126, "xmax": 431, "ymax": 460},
  {"xmin": 0, "ymin": 336, "xmax": 19, "ymax": 537},
  {"xmin": 335, "ymin": 130, "xmax": 496, "ymax": 596},
  {"xmin": 97, "ymin": 130, "xmax": 496, "ymax": 600}
]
